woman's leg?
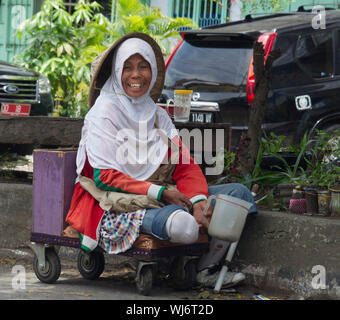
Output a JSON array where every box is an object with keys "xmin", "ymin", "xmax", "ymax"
[
  {"xmin": 207, "ymin": 183, "xmax": 257, "ymax": 214},
  {"xmin": 140, "ymin": 204, "xmax": 199, "ymax": 244}
]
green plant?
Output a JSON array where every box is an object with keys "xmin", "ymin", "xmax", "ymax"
[
  {"xmin": 243, "ymin": 0, "xmax": 293, "ymax": 14},
  {"xmin": 15, "ymin": 0, "xmax": 111, "ymax": 117},
  {"xmin": 260, "ymin": 132, "xmax": 294, "ymax": 154},
  {"xmin": 301, "ymin": 129, "xmax": 340, "ymax": 189},
  {"xmin": 255, "ymin": 188, "xmax": 287, "ymax": 211},
  {"xmin": 112, "ymin": 0, "xmax": 196, "ymax": 56},
  {"xmin": 266, "ymin": 131, "xmax": 313, "ymax": 187},
  {"xmin": 329, "ymin": 166, "xmax": 340, "ymax": 190},
  {"xmin": 217, "ymin": 135, "xmax": 288, "ymax": 188}
]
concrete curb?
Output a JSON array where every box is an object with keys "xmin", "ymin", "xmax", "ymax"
[
  {"xmin": 236, "ymin": 211, "xmax": 340, "ymax": 299},
  {"xmin": 1, "ymin": 182, "xmax": 339, "ymax": 299}
]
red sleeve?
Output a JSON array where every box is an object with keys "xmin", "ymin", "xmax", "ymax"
[
  {"xmin": 171, "ymin": 137, "xmax": 209, "ymax": 199},
  {"xmin": 81, "ymin": 154, "xmax": 151, "ymax": 195},
  {"xmin": 94, "ymin": 168, "xmax": 151, "ymax": 195}
]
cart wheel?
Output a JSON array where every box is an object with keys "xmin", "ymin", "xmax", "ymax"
[
  {"xmin": 33, "ymin": 248, "xmax": 61, "ymax": 284},
  {"xmin": 136, "ymin": 265, "xmax": 153, "ymax": 296},
  {"xmin": 77, "ymin": 250, "xmax": 105, "ymax": 280},
  {"xmin": 171, "ymin": 257, "xmax": 197, "ymax": 290}
]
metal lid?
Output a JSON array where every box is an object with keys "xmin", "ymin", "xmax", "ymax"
[{"xmin": 174, "ymin": 90, "xmax": 193, "ymax": 94}]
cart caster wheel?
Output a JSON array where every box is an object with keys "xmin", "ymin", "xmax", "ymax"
[
  {"xmin": 77, "ymin": 250, "xmax": 105, "ymax": 280},
  {"xmin": 33, "ymin": 248, "xmax": 61, "ymax": 284},
  {"xmin": 136, "ymin": 265, "xmax": 153, "ymax": 296},
  {"xmin": 171, "ymin": 256, "xmax": 197, "ymax": 290}
]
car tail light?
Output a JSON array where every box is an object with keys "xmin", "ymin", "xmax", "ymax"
[
  {"xmin": 165, "ymin": 33, "xmax": 185, "ymax": 70},
  {"xmin": 247, "ymin": 33, "xmax": 277, "ymax": 105}
]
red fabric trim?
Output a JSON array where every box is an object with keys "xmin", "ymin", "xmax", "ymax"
[
  {"xmin": 65, "ymin": 157, "xmax": 104, "ymax": 240},
  {"xmin": 98, "ymin": 169, "xmax": 151, "ymax": 195}
]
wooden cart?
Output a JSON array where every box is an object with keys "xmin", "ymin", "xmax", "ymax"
[{"xmin": 30, "ymin": 149, "xmax": 209, "ymax": 295}]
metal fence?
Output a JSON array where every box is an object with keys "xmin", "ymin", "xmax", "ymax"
[
  {"xmin": 169, "ymin": 0, "xmax": 228, "ymax": 27},
  {"xmin": 169, "ymin": 0, "xmax": 340, "ymax": 28}
]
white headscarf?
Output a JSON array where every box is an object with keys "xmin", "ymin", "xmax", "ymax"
[{"xmin": 76, "ymin": 38, "xmax": 178, "ymax": 181}]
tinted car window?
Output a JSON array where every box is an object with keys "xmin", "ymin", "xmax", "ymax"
[
  {"xmin": 164, "ymin": 39, "xmax": 253, "ymax": 92},
  {"xmin": 295, "ymin": 31, "xmax": 333, "ymax": 78}
]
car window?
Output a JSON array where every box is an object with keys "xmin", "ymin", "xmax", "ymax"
[
  {"xmin": 294, "ymin": 31, "xmax": 333, "ymax": 78},
  {"xmin": 164, "ymin": 39, "xmax": 253, "ymax": 92}
]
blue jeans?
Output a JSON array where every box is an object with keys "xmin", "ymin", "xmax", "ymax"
[{"xmin": 140, "ymin": 183, "xmax": 257, "ymax": 241}]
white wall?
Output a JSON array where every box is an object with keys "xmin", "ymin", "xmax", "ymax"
[
  {"xmin": 229, "ymin": 0, "xmax": 243, "ymax": 21},
  {"xmin": 150, "ymin": 0, "xmax": 169, "ymax": 16}
]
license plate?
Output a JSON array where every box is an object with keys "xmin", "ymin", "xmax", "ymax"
[
  {"xmin": 0, "ymin": 103, "xmax": 31, "ymax": 116},
  {"xmin": 191, "ymin": 112, "xmax": 213, "ymax": 123}
]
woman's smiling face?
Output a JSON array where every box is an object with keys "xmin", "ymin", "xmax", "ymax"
[{"xmin": 121, "ymin": 53, "xmax": 152, "ymax": 98}]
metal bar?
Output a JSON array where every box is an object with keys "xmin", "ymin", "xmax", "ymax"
[
  {"xmin": 193, "ymin": 0, "xmax": 202, "ymax": 25},
  {"xmin": 0, "ymin": 82, "xmax": 36, "ymax": 86},
  {"xmin": 4, "ymin": 0, "xmax": 9, "ymax": 61},
  {"xmin": 222, "ymin": 0, "xmax": 228, "ymax": 22},
  {"xmin": 14, "ymin": 0, "xmax": 19, "ymax": 51},
  {"xmin": 1, "ymin": 87, "xmax": 36, "ymax": 92},
  {"xmin": 0, "ymin": 75, "xmax": 38, "ymax": 80},
  {"xmin": 0, "ymin": 0, "xmax": 3, "ymax": 24},
  {"xmin": 175, "ymin": 0, "xmax": 180, "ymax": 17},
  {"xmin": 216, "ymin": 0, "xmax": 220, "ymax": 18},
  {"xmin": 0, "ymin": 93, "xmax": 36, "ymax": 97},
  {"xmin": 214, "ymin": 241, "xmax": 239, "ymax": 293},
  {"xmin": 0, "ymin": 98, "xmax": 38, "ymax": 103},
  {"xmin": 182, "ymin": 0, "xmax": 186, "ymax": 17},
  {"xmin": 192, "ymin": 0, "xmax": 197, "ymax": 21},
  {"xmin": 168, "ymin": 0, "xmax": 174, "ymax": 17}
]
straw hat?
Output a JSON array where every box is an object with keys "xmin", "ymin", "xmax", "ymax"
[{"xmin": 88, "ymin": 32, "xmax": 165, "ymax": 108}]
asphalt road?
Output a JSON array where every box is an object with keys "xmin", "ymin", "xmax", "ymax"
[{"xmin": 0, "ymin": 247, "xmax": 289, "ymax": 302}]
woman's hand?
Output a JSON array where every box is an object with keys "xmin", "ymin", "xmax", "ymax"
[
  {"xmin": 192, "ymin": 200, "xmax": 213, "ymax": 228},
  {"xmin": 161, "ymin": 189, "xmax": 192, "ymax": 210}
]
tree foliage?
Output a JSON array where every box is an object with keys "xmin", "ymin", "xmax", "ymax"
[
  {"xmin": 15, "ymin": 0, "xmax": 195, "ymax": 117},
  {"xmin": 113, "ymin": 0, "xmax": 195, "ymax": 54}
]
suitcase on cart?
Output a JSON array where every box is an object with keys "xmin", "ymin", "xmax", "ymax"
[{"xmin": 30, "ymin": 149, "xmax": 209, "ymax": 295}]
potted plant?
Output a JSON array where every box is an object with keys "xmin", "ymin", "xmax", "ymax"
[
  {"xmin": 288, "ymin": 172, "xmax": 308, "ymax": 214},
  {"xmin": 328, "ymin": 165, "xmax": 340, "ymax": 217},
  {"xmin": 315, "ymin": 130, "xmax": 340, "ymax": 216},
  {"xmin": 300, "ymin": 129, "xmax": 337, "ymax": 215},
  {"xmin": 263, "ymin": 131, "xmax": 312, "ymax": 214}
]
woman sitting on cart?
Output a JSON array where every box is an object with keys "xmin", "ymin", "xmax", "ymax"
[{"xmin": 66, "ymin": 32, "xmax": 257, "ymax": 288}]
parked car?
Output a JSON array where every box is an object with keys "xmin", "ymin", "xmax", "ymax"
[
  {"xmin": 159, "ymin": 8, "xmax": 340, "ymax": 151},
  {"xmin": 0, "ymin": 61, "xmax": 53, "ymax": 116}
]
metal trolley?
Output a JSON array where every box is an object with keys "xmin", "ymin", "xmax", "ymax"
[{"xmin": 30, "ymin": 149, "xmax": 208, "ymax": 295}]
